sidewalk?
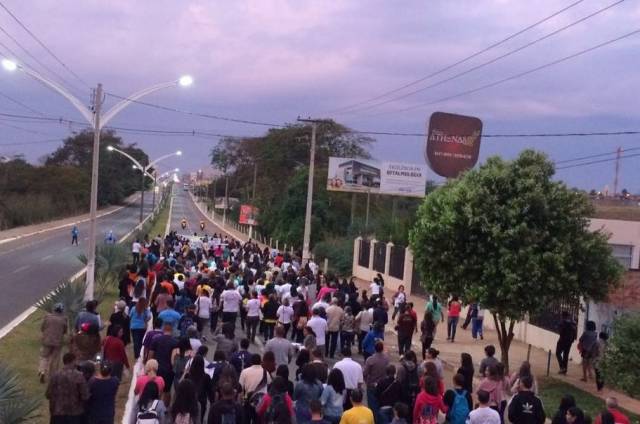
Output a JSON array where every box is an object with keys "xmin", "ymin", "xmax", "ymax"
[
  {"xmin": 0, "ymin": 192, "xmax": 142, "ymax": 244},
  {"xmin": 354, "ymin": 277, "xmax": 640, "ymax": 416}
]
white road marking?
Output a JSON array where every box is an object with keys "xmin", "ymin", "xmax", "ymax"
[
  {"xmin": 40, "ymin": 254, "xmax": 53, "ymax": 261},
  {"xmin": 11, "ymin": 265, "xmax": 30, "ymax": 274}
]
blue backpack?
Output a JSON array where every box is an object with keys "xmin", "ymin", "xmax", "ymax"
[{"xmin": 447, "ymin": 389, "xmax": 470, "ymax": 424}]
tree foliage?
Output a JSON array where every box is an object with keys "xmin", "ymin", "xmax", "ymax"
[
  {"xmin": 0, "ymin": 130, "xmax": 149, "ymax": 229},
  {"xmin": 601, "ymin": 313, "xmax": 640, "ymax": 397},
  {"xmin": 409, "ymin": 150, "xmax": 623, "ymax": 367},
  {"xmin": 0, "ymin": 363, "xmax": 40, "ymax": 423}
]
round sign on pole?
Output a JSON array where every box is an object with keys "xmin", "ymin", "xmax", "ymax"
[{"xmin": 426, "ymin": 112, "xmax": 483, "ymax": 178}]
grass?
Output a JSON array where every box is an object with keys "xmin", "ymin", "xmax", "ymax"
[
  {"xmin": 539, "ymin": 377, "xmax": 639, "ymax": 422},
  {"xmin": 0, "ymin": 197, "xmax": 171, "ymax": 422}
]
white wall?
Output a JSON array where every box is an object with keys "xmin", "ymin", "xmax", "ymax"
[{"xmin": 589, "ymin": 218, "xmax": 640, "ymax": 269}]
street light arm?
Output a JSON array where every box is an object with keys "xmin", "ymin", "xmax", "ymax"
[
  {"xmin": 146, "ymin": 151, "xmax": 181, "ymax": 169},
  {"xmin": 17, "ymin": 65, "xmax": 94, "ymax": 124},
  {"xmin": 101, "ymin": 81, "xmax": 178, "ymax": 128},
  {"xmin": 108, "ymin": 146, "xmax": 144, "ymax": 170}
]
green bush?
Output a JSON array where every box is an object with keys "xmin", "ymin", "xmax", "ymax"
[
  {"xmin": 601, "ymin": 312, "xmax": 640, "ymax": 397},
  {"xmin": 313, "ymin": 236, "xmax": 354, "ymax": 276}
]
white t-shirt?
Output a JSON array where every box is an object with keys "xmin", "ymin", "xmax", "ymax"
[
  {"xmin": 333, "ymin": 358, "xmax": 364, "ymax": 390},
  {"xmin": 221, "ymin": 289, "xmax": 242, "ymax": 313},
  {"xmin": 307, "ymin": 316, "xmax": 328, "ymax": 346},
  {"xmin": 196, "ymin": 296, "xmax": 212, "ymax": 319},
  {"xmin": 467, "ymin": 406, "xmax": 501, "ymax": 424},
  {"xmin": 394, "ymin": 292, "xmax": 406, "ymax": 307},
  {"xmin": 246, "ymin": 298, "xmax": 261, "ymax": 317},
  {"xmin": 277, "ymin": 305, "xmax": 294, "ymax": 324},
  {"xmin": 132, "ymin": 242, "xmax": 141, "ymax": 253},
  {"xmin": 370, "ymin": 282, "xmax": 380, "ymax": 295},
  {"xmin": 356, "ymin": 309, "xmax": 373, "ymax": 332}
]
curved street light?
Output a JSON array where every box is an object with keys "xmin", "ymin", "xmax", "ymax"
[
  {"xmin": 107, "ymin": 146, "xmax": 182, "ymax": 220},
  {"xmin": 2, "ymin": 57, "xmax": 192, "ymax": 300}
]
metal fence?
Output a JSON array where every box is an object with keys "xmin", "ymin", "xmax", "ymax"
[
  {"xmin": 373, "ymin": 241, "xmax": 386, "ymax": 273},
  {"xmin": 358, "ymin": 239, "xmax": 371, "ymax": 268},
  {"xmin": 529, "ymin": 297, "xmax": 581, "ymax": 334},
  {"xmin": 389, "ymin": 245, "xmax": 406, "ymax": 280}
]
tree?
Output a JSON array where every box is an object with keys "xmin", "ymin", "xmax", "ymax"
[
  {"xmin": 601, "ymin": 313, "xmax": 640, "ymax": 397},
  {"xmin": 409, "ymin": 150, "xmax": 623, "ymax": 369},
  {"xmin": 0, "ymin": 363, "xmax": 39, "ymax": 423}
]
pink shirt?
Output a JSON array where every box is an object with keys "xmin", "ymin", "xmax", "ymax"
[{"xmin": 134, "ymin": 375, "xmax": 165, "ymax": 395}]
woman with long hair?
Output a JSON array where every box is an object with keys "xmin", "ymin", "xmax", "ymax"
[
  {"xmin": 132, "ymin": 380, "xmax": 167, "ymax": 424},
  {"xmin": 171, "ymin": 379, "xmax": 200, "ymax": 423},
  {"xmin": 129, "ymin": 297, "xmax": 151, "ymax": 359},
  {"xmin": 257, "ymin": 376, "xmax": 294, "ymax": 423},
  {"xmin": 456, "ymin": 353, "xmax": 474, "ymax": 394},
  {"xmin": 184, "ymin": 355, "xmax": 212, "ymax": 423},
  {"xmin": 509, "ymin": 361, "xmax": 537, "ymax": 395},
  {"xmin": 320, "ymin": 368, "xmax": 346, "ymax": 424},
  {"xmin": 420, "ymin": 311, "xmax": 436, "ymax": 360},
  {"xmin": 293, "ymin": 364, "xmax": 323, "ymax": 424}
]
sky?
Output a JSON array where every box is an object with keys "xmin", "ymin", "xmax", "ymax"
[{"xmin": 0, "ymin": 0, "xmax": 639, "ymax": 191}]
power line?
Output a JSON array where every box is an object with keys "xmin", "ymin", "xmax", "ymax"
[
  {"xmin": 377, "ymin": 27, "xmax": 640, "ymax": 115},
  {"xmin": 555, "ymin": 147, "xmax": 640, "ymax": 164},
  {"xmin": 556, "ymin": 152, "xmax": 640, "ymax": 170},
  {"xmin": 339, "ymin": 0, "xmax": 625, "ymax": 115},
  {"xmin": 0, "ymin": 138, "xmax": 63, "ymax": 146},
  {"xmin": 0, "ymin": 90, "xmax": 46, "ymax": 116},
  {"xmin": 327, "ymin": 0, "xmax": 586, "ymax": 114},
  {"xmin": 104, "ymin": 92, "xmax": 284, "ymax": 128},
  {"xmin": 0, "ymin": 24, "xmax": 84, "ymax": 94},
  {"xmin": 0, "ymin": 1, "xmax": 89, "ymax": 88}
]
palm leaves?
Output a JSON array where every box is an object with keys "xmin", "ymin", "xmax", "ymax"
[
  {"xmin": 0, "ymin": 363, "xmax": 40, "ymax": 423},
  {"xmin": 35, "ymin": 279, "xmax": 87, "ymax": 326}
]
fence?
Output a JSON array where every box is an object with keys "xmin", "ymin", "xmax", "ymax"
[
  {"xmin": 529, "ymin": 297, "xmax": 581, "ymax": 334},
  {"xmin": 389, "ymin": 245, "xmax": 405, "ymax": 280},
  {"xmin": 372, "ymin": 241, "xmax": 386, "ymax": 273},
  {"xmin": 358, "ymin": 239, "xmax": 370, "ymax": 268}
]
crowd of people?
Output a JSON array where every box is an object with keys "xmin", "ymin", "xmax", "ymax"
[{"xmin": 38, "ymin": 226, "xmax": 632, "ymax": 424}]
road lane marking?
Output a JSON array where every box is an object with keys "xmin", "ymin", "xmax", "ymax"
[
  {"xmin": 11, "ymin": 265, "xmax": 30, "ymax": 274},
  {"xmin": 40, "ymin": 254, "xmax": 53, "ymax": 261}
]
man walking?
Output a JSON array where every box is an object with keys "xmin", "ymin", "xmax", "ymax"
[
  {"xmin": 46, "ymin": 352, "xmax": 90, "ymax": 424},
  {"xmin": 265, "ymin": 325, "xmax": 294, "ymax": 367},
  {"xmin": 39, "ymin": 303, "xmax": 68, "ymax": 383},
  {"xmin": 556, "ymin": 311, "xmax": 577, "ymax": 374},
  {"xmin": 363, "ymin": 341, "xmax": 389, "ymax": 424},
  {"xmin": 325, "ymin": 298, "xmax": 344, "ymax": 358},
  {"xmin": 131, "ymin": 238, "xmax": 142, "ymax": 265},
  {"xmin": 508, "ymin": 375, "xmax": 546, "ymax": 424}
]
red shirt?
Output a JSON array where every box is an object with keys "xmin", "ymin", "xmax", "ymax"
[
  {"xmin": 413, "ymin": 391, "xmax": 447, "ymax": 423},
  {"xmin": 448, "ymin": 301, "xmax": 462, "ymax": 318},
  {"xmin": 103, "ymin": 335, "xmax": 130, "ymax": 369},
  {"xmin": 594, "ymin": 409, "xmax": 630, "ymax": 424},
  {"xmin": 257, "ymin": 393, "xmax": 294, "ymax": 420}
]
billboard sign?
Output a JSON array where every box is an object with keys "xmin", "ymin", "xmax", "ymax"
[
  {"xmin": 327, "ymin": 157, "xmax": 428, "ymax": 197},
  {"xmin": 426, "ymin": 111, "xmax": 482, "ymax": 178},
  {"xmin": 239, "ymin": 204, "xmax": 259, "ymax": 225}
]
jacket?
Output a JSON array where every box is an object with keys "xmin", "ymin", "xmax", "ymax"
[
  {"xmin": 413, "ymin": 391, "xmax": 447, "ymax": 423},
  {"xmin": 508, "ymin": 390, "xmax": 545, "ymax": 424},
  {"xmin": 41, "ymin": 312, "xmax": 68, "ymax": 347}
]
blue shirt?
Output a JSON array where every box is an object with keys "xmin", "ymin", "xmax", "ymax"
[
  {"xmin": 158, "ymin": 309, "xmax": 181, "ymax": 329},
  {"xmin": 129, "ymin": 308, "xmax": 151, "ymax": 330},
  {"xmin": 362, "ymin": 329, "xmax": 384, "ymax": 355}
]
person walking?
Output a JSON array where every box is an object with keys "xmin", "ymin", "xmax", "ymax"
[
  {"xmin": 265, "ymin": 325, "xmax": 295, "ymax": 367},
  {"xmin": 326, "ymin": 299, "xmax": 344, "ymax": 359},
  {"xmin": 131, "ymin": 239, "xmax": 142, "ymax": 266},
  {"xmin": 308, "ymin": 308, "xmax": 328, "ymax": 351},
  {"xmin": 39, "ymin": 303, "xmax": 68, "ymax": 383},
  {"xmin": 419, "ymin": 311, "xmax": 436, "ymax": 360},
  {"xmin": 277, "ymin": 297, "xmax": 295, "ymax": 338},
  {"xmin": 148, "ymin": 322, "xmax": 179, "ymax": 405},
  {"xmin": 555, "ymin": 311, "xmax": 577, "ymax": 375},
  {"xmin": 71, "ymin": 225, "xmax": 79, "ymax": 245},
  {"xmin": 220, "ymin": 282, "xmax": 242, "ymax": 325},
  {"xmin": 102, "ymin": 325, "xmax": 130, "ymax": 381},
  {"xmin": 245, "ymin": 290, "xmax": 261, "ymax": 343},
  {"xmin": 363, "ymin": 341, "xmax": 389, "ymax": 424},
  {"xmin": 355, "ymin": 303, "xmax": 372, "ymax": 355},
  {"xmin": 391, "ymin": 285, "xmax": 407, "ymax": 320},
  {"xmin": 132, "ymin": 381, "xmax": 167, "ymax": 424},
  {"xmin": 320, "ymin": 368, "xmax": 346, "ymax": 424},
  {"xmin": 340, "ymin": 306, "xmax": 356, "ymax": 354},
  {"xmin": 86, "ymin": 363, "xmax": 120, "ymax": 424},
  {"xmin": 578, "ymin": 320, "xmax": 599, "ymax": 382},
  {"xmin": 396, "ymin": 304, "xmax": 416, "ymax": 356},
  {"xmin": 467, "ymin": 390, "xmax": 500, "ymax": 424},
  {"xmin": 508, "ymin": 375, "xmax": 546, "ymax": 424},
  {"xmin": 426, "ymin": 295, "xmax": 444, "ymax": 335},
  {"xmin": 294, "ymin": 364, "xmax": 323, "ymax": 424},
  {"xmin": 446, "ymin": 295, "xmax": 462, "ymax": 342},
  {"xmin": 333, "ymin": 347, "xmax": 364, "ymax": 410},
  {"xmin": 129, "ymin": 298, "xmax": 151, "ymax": 360},
  {"xmin": 339, "ymin": 389, "xmax": 374, "ymax": 424},
  {"xmin": 46, "ymin": 352, "xmax": 90, "ymax": 424}
]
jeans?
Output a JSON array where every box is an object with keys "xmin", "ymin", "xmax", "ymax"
[
  {"xmin": 398, "ymin": 334, "xmax": 412, "ymax": 355},
  {"xmin": 471, "ymin": 318, "xmax": 484, "ymax": 339},
  {"xmin": 447, "ymin": 316, "xmax": 459, "ymax": 341},
  {"xmin": 556, "ymin": 340, "xmax": 572, "ymax": 371},
  {"xmin": 210, "ymin": 310, "xmax": 219, "ymax": 332},
  {"xmin": 264, "ymin": 322, "xmax": 276, "ymax": 340},
  {"xmin": 358, "ymin": 330, "xmax": 367, "ymax": 353},
  {"xmin": 341, "ymin": 331, "xmax": 354, "ymax": 352},
  {"xmin": 130, "ymin": 328, "xmax": 146, "ymax": 359},
  {"xmin": 366, "ymin": 386, "xmax": 381, "ymax": 424},
  {"xmin": 132, "ymin": 252, "xmax": 140, "ymax": 265},
  {"xmin": 280, "ymin": 322, "xmax": 291, "ymax": 339},
  {"xmin": 197, "ymin": 317, "xmax": 208, "ymax": 335},
  {"xmin": 421, "ymin": 337, "xmax": 433, "ymax": 360},
  {"xmin": 326, "ymin": 331, "xmax": 339, "ymax": 358},
  {"xmin": 246, "ymin": 316, "xmax": 259, "ymax": 342}
]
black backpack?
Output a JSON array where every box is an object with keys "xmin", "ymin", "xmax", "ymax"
[
  {"xmin": 404, "ymin": 362, "xmax": 419, "ymax": 396},
  {"xmin": 264, "ymin": 392, "xmax": 291, "ymax": 424}
]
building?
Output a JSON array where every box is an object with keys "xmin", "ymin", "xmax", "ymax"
[{"xmin": 338, "ymin": 160, "xmax": 381, "ymax": 188}]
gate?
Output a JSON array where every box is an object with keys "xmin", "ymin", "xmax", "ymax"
[
  {"xmin": 372, "ymin": 241, "xmax": 386, "ymax": 273},
  {"xmin": 358, "ymin": 239, "xmax": 370, "ymax": 268},
  {"xmin": 388, "ymin": 245, "xmax": 405, "ymax": 280}
]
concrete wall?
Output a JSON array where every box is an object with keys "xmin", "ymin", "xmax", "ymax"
[
  {"xmin": 589, "ymin": 218, "xmax": 640, "ymax": 269},
  {"xmin": 352, "ymin": 237, "xmax": 415, "ymax": 295}
]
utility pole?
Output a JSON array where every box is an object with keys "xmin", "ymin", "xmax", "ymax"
[
  {"xmin": 152, "ymin": 171, "xmax": 157, "ymax": 211},
  {"xmin": 223, "ymin": 175, "xmax": 229, "ymax": 226},
  {"xmin": 297, "ymin": 117, "xmax": 324, "ymax": 265},
  {"xmin": 139, "ymin": 161, "xmax": 146, "ymax": 222},
  {"xmin": 252, "ymin": 162, "xmax": 257, "ymax": 201},
  {"xmin": 85, "ymin": 84, "xmax": 102, "ymax": 301},
  {"xmin": 613, "ymin": 146, "xmax": 621, "ymax": 196}
]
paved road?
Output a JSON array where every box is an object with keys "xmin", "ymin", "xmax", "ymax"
[
  {"xmin": 169, "ymin": 189, "xmax": 224, "ymax": 239},
  {"xmin": 0, "ymin": 193, "xmax": 154, "ymax": 328}
]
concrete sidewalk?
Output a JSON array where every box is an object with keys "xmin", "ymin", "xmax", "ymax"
[
  {"xmin": 0, "ymin": 192, "xmax": 142, "ymax": 244},
  {"xmin": 354, "ymin": 277, "xmax": 640, "ymax": 416}
]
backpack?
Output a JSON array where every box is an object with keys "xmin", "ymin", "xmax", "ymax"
[
  {"xmin": 133, "ymin": 279, "xmax": 146, "ymax": 298},
  {"xmin": 417, "ymin": 404, "xmax": 438, "ymax": 424},
  {"xmin": 220, "ymin": 408, "xmax": 236, "ymax": 424},
  {"xmin": 230, "ymin": 350, "xmax": 251, "ymax": 375},
  {"xmin": 135, "ymin": 400, "xmax": 160, "ymax": 424},
  {"xmin": 447, "ymin": 390, "xmax": 470, "ymax": 424},
  {"xmin": 178, "ymin": 314, "xmax": 195, "ymax": 337},
  {"xmin": 403, "ymin": 363, "xmax": 420, "ymax": 396},
  {"xmin": 264, "ymin": 393, "xmax": 291, "ymax": 424}
]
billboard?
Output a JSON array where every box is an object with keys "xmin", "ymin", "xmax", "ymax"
[
  {"xmin": 239, "ymin": 205, "xmax": 259, "ymax": 225},
  {"xmin": 327, "ymin": 157, "xmax": 428, "ymax": 197},
  {"xmin": 426, "ymin": 111, "xmax": 483, "ymax": 178}
]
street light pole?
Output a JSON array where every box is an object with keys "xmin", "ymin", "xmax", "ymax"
[
  {"xmin": 297, "ymin": 118, "xmax": 320, "ymax": 265},
  {"xmin": 139, "ymin": 163, "xmax": 146, "ymax": 223},
  {"xmin": 85, "ymin": 84, "xmax": 102, "ymax": 301}
]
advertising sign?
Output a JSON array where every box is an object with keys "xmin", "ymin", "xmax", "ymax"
[
  {"xmin": 327, "ymin": 157, "xmax": 428, "ymax": 197},
  {"xmin": 426, "ymin": 111, "xmax": 483, "ymax": 178},
  {"xmin": 238, "ymin": 204, "xmax": 259, "ymax": 225}
]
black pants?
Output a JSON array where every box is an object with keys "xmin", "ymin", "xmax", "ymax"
[
  {"xmin": 326, "ymin": 331, "xmax": 339, "ymax": 358},
  {"xmin": 421, "ymin": 337, "xmax": 433, "ymax": 360},
  {"xmin": 264, "ymin": 322, "xmax": 276, "ymax": 340},
  {"xmin": 246, "ymin": 316, "xmax": 259, "ymax": 341},
  {"xmin": 280, "ymin": 322, "xmax": 291, "ymax": 339},
  {"xmin": 210, "ymin": 310, "xmax": 219, "ymax": 332},
  {"xmin": 222, "ymin": 311, "xmax": 237, "ymax": 324},
  {"xmin": 132, "ymin": 252, "xmax": 140, "ymax": 265},
  {"xmin": 71, "ymin": 235, "xmax": 78, "ymax": 245},
  {"xmin": 398, "ymin": 334, "xmax": 412, "ymax": 355},
  {"xmin": 556, "ymin": 340, "xmax": 572, "ymax": 371},
  {"xmin": 595, "ymin": 365, "xmax": 604, "ymax": 390},
  {"xmin": 51, "ymin": 415, "xmax": 84, "ymax": 424},
  {"xmin": 341, "ymin": 331, "xmax": 354, "ymax": 352},
  {"xmin": 131, "ymin": 328, "xmax": 146, "ymax": 359},
  {"xmin": 358, "ymin": 330, "xmax": 367, "ymax": 353}
]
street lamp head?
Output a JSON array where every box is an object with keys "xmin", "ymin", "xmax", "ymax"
[
  {"xmin": 176, "ymin": 150, "xmax": 182, "ymax": 156},
  {"xmin": 174, "ymin": 168, "xmax": 180, "ymax": 172},
  {"xmin": 106, "ymin": 145, "xmax": 114, "ymax": 151},
  {"xmin": 1, "ymin": 59, "xmax": 17, "ymax": 72},
  {"xmin": 178, "ymin": 75, "xmax": 193, "ymax": 87},
  {"xmin": 132, "ymin": 164, "xmax": 138, "ymax": 170}
]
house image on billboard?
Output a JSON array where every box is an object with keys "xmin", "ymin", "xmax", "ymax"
[{"xmin": 339, "ymin": 160, "xmax": 381, "ymax": 188}]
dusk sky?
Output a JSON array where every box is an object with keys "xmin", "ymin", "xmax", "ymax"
[{"xmin": 0, "ymin": 0, "xmax": 639, "ymax": 191}]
